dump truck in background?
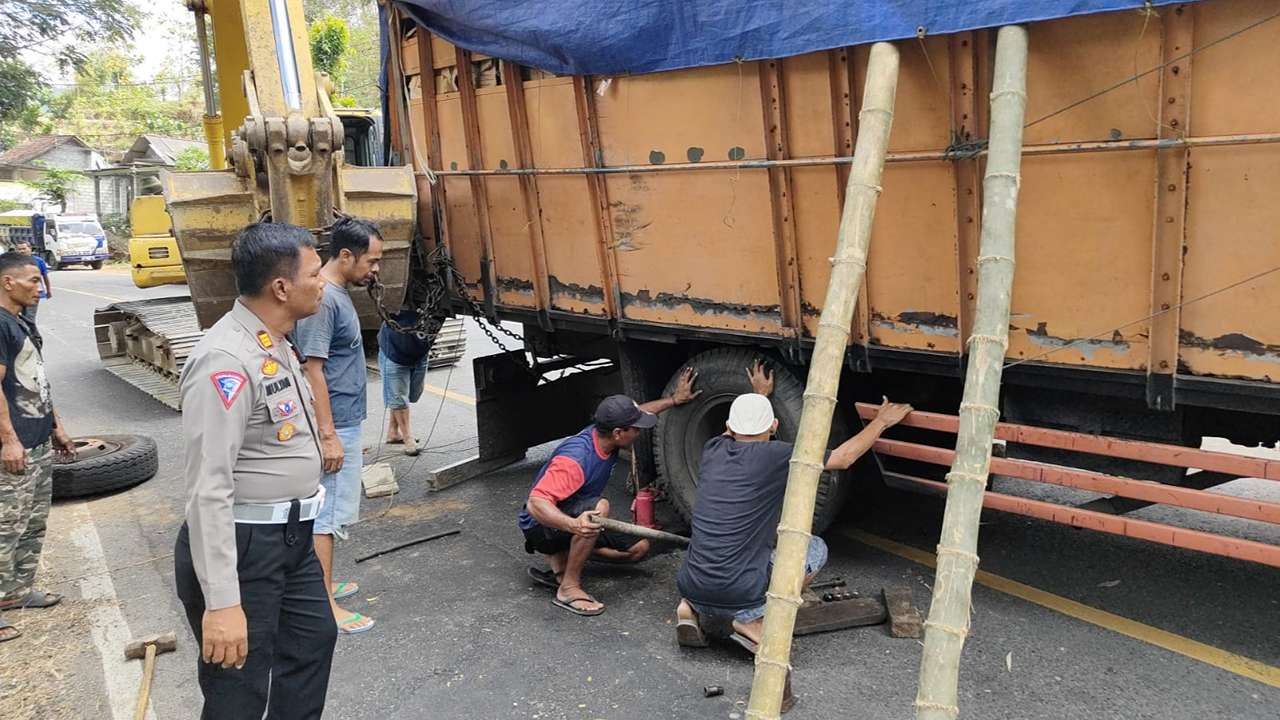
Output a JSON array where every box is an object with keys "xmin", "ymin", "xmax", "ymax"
[
  {"xmin": 90, "ymin": 0, "xmax": 466, "ymax": 411},
  {"xmin": 377, "ymin": 0, "xmax": 1280, "ymax": 546}
]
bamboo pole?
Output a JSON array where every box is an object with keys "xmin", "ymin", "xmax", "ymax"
[
  {"xmin": 914, "ymin": 25, "xmax": 1028, "ymax": 720},
  {"xmin": 744, "ymin": 41, "xmax": 900, "ymax": 720}
]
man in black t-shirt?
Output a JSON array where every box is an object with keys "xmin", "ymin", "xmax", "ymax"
[
  {"xmin": 675, "ymin": 361, "xmax": 910, "ymax": 650},
  {"xmin": 0, "ymin": 253, "xmax": 74, "ymax": 643}
]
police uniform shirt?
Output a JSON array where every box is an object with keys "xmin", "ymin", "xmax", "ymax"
[{"xmin": 180, "ymin": 300, "xmax": 323, "ymax": 610}]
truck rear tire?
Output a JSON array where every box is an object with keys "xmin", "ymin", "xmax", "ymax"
[
  {"xmin": 654, "ymin": 347, "xmax": 850, "ymax": 533},
  {"xmin": 52, "ymin": 434, "xmax": 159, "ymax": 500}
]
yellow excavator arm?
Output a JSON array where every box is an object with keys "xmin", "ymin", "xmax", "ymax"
[{"xmin": 97, "ymin": 0, "xmax": 458, "ymax": 410}]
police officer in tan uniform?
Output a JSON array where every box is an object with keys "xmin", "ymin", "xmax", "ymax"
[{"xmin": 173, "ymin": 223, "xmax": 336, "ymax": 719}]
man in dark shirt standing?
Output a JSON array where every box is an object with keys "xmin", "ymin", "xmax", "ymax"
[
  {"xmin": 0, "ymin": 252, "xmax": 74, "ymax": 643},
  {"xmin": 675, "ymin": 361, "xmax": 910, "ymax": 649},
  {"xmin": 377, "ymin": 307, "xmax": 433, "ymax": 456}
]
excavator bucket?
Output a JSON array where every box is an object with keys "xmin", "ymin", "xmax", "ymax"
[{"xmin": 160, "ymin": 164, "xmax": 417, "ymax": 329}]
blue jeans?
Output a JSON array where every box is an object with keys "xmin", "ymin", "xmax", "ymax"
[
  {"xmin": 313, "ymin": 425, "xmax": 363, "ymax": 539},
  {"xmin": 689, "ymin": 536, "xmax": 829, "ymax": 624},
  {"xmin": 378, "ymin": 350, "xmax": 427, "ymax": 410}
]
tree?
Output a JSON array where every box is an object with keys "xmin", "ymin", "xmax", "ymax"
[
  {"xmin": 174, "ymin": 146, "xmax": 210, "ymax": 171},
  {"xmin": 41, "ymin": 47, "xmax": 204, "ymax": 152},
  {"xmin": 0, "ymin": 0, "xmax": 138, "ymax": 143},
  {"xmin": 305, "ymin": 0, "xmax": 379, "ymax": 107},
  {"xmin": 22, "ymin": 164, "xmax": 81, "ymax": 211},
  {"xmin": 309, "ymin": 16, "xmax": 351, "ymax": 86}
]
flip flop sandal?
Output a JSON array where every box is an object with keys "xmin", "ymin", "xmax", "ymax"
[
  {"xmin": 385, "ymin": 438, "xmax": 405, "ymax": 445},
  {"xmin": 0, "ymin": 590, "xmax": 62, "ymax": 610},
  {"xmin": 338, "ymin": 613, "xmax": 375, "ymax": 634},
  {"xmin": 553, "ymin": 595, "xmax": 605, "ymax": 617},
  {"xmin": 331, "ymin": 582, "xmax": 360, "ymax": 600},
  {"xmin": 527, "ymin": 566, "xmax": 561, "ymax": 590},
  {"xmin": 676, "ymin": 619, "xmax": 708, "ymax": 648},
  {"xmin": 0, "ymin": 618, "xmax": 19, "ymax": 643},
  {"xmin": 728, "ymin": 632, "xmax": 759, "ymax": 655}
]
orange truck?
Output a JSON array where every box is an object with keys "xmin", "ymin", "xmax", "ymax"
[{"xmin": 382, "ymin": 2, "xmax": 1279, "ymax": 547}]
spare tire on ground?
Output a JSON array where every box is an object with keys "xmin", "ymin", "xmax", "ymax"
[
  {"xmin": 654, "ymin": 347, "xmax": 851, "ymax": 534},
  {"xmin": 52, "ymin": 434, "xmax": 159, "ymax": 500}
]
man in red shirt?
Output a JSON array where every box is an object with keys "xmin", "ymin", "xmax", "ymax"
[{"xmin": 521, "ymin": 369, "xmax": 698, "ymax": 616}]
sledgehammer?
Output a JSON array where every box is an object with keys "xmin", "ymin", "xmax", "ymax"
[{"xmin": 124, "ymin": 631, "xmax": 177, "ymax": 720}]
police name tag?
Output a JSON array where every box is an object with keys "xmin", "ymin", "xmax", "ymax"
[{"xmin": 264, "ymin": 377, "xmax": 292, "ymax": 395}]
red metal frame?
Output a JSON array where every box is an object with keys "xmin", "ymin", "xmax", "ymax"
[{"xmin": 857, "ymin": 403, "xmax": 1280, "ymax": 567}]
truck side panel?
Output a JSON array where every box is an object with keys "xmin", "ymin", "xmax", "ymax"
[{"xmin": 402, "ymin": 2, "xmax": 1280, "ymax": 392}]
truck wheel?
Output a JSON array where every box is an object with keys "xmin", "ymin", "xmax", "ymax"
[
  {"xmin": 654, "ymin": 347, "xmax": 851, "ymax": 533},
  {"xmin": 90, "ymin": 260, "xmax": 104, "ymax": 270},
  {"xmin": 52, "ymin": 435, "xmax": 159, "ymax": 500}
]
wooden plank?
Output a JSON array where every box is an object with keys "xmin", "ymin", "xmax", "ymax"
[
  {"xmin": 829, "ymin": 46, "xmax": 871, "ymax": 369},
  {"xmin": 415, "ymin": 28, "xmax": 448, "ymax": 255},
  {"xmin": 856, "ymin": 402, "xmax": 1280, "ymax": 480},
  {"xmin": 501, "ymin": 59, "xmax": 553, "ymax": 330},
  {"xmin": 572, "ymin": 75, "xmax": 624, "ymax": 323},
  {"xmin": 884, "ymin": 471, "xmax": 1280, "ymax": 568},
  {"xmin": 1146, "ymin": 4, "xmax": 1194, "ymax": 411},
  {"xmin": 427, "ymin": 451, "xmax": 526, "ymax": 492},
  {"xmin": 873, "ymin": 437, "xmax": 1280, "ymax": 524},
  {"xmin": 455, "ymin": 48, "xmax": 498, "ymax": 316},
  {"xmin": 759, "ymin": 59, "xmax": 803, "ymax": 336},
  {"xmin": 881, "ymin": 586, "xmax": 923, "ymax": 638},
  {"xmin": 949, "ymin": 32, "xmax": 982, "ymax": 347}
]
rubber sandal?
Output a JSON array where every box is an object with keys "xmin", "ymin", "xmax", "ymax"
[
  {"xmin": 728, "ymin": 632, "xmax": 759, "ymax": 655},
  {"xmin": 331, "ymin": 582, "xmax": 359, "ymax": 601},
  {"xmin": 0, "ymin": 590, "xmax": 62, "ymax": 610},
  {"xmin": 338, "ymin": 612, "xmax": 375, "ymax": 634},
  {"xmin": 0, "ymin": 617, "xmax": 19, "ymax": 643},
  {"xmin": 553, "ymin": 595, "xmax": 605, "ymax": 617},
  {"xmin": 385, "ymin": 437, "xmax": 405, "ymax": 445},
  {"xmin": 676, "ymin": 619, "xmax": 708, "ymax": 648},
  {"xmin": 527, "ymin": 566, "xmax": 560, "ymax": 590}
]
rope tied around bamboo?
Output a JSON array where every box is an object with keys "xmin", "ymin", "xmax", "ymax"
[
  {"xmin": 914, "ymin": 25, "xmax": 1028, "ymax": 720},
  {"xmin": 745, "ymin": 40, "xmax": 901, "ymax": 720}
]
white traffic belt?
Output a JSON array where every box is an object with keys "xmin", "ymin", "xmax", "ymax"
[{"xmin": 232, "ymin": 486, "xmax": 325, "ymax": 524}]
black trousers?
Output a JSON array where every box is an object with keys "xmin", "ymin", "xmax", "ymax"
[{"xmin": 174, "ymin": 508, "xmax": 337, "ymax": 720}]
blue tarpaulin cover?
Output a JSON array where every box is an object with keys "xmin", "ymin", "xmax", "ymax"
[{"xmin": 390, "ymin": 1, "xmax": 1195, "ymax": 76}]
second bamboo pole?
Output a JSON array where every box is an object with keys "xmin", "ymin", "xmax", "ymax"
[
  {"xmin": 914, "ymin": 25, "xmax": 1029, "ymax": 720},
  {"xmin": 744, "ymin": 41, "xmax": 900, "ymax": 720}
]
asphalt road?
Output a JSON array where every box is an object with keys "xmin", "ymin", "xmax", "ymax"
[{"xmin": 0, "ymin": 266, "xmax": 1276, "ymax": 720}]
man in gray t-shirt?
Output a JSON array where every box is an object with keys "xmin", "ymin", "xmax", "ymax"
[{"xmin": 292, "ymin": 217, "xmax": 383, "ymax": 635}]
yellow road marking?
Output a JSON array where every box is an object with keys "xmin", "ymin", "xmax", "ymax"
[
  {"xmin": 422, "ymin": 384, "xmax": 476, "ymax": 407},
  {"xmin": 56, "ymin": 286, "xmax": 125, "ymax": 303},
  {"xmin": 838, "ymin": 528, "xmax": 1280, "ymax": 689}
]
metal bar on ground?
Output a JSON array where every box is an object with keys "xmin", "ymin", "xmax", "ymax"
[
  {"xmin": 355, "ymin": 529, "xmax": 461, "ymax": 563},
  {"xmin": 884, "ymin": 471, "xmax": 1280, "ymax": 568},
  {"xmin": 856, "ymin": 403, "xmax": 1280, "ymax": 480},
  {"xmin": 873, "ymin": 438, "xmax": 1280, "ymax": 525}
]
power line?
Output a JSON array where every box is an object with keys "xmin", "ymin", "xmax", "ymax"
[{"xmin": 44, "ymin": 77, "xmax": 203, "ymax": 88}]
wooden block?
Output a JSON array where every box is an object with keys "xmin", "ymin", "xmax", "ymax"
[
  {"xmin": 793, "ymin": 597, "xmax": 887, "ymax": 636},
  {"xmin": 427, "ymin": 451, "xmax": 525, "ymax": 492},
  {"xmin": 361, "ymin": 462, "xmax": 398, "ymax": 498},
  {"xmin": 882, "ymin": 586, "xmax": 923, "ymax": 639}
]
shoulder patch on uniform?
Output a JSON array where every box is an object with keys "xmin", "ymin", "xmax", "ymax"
[{"xmin": 210, "ymin": 371, "xmax": 248, "ymax": 409}]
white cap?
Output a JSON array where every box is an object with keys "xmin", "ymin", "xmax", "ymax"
[{"xmin": 727, "ymin": 393, "xmax": 775, "ymax": 436}]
